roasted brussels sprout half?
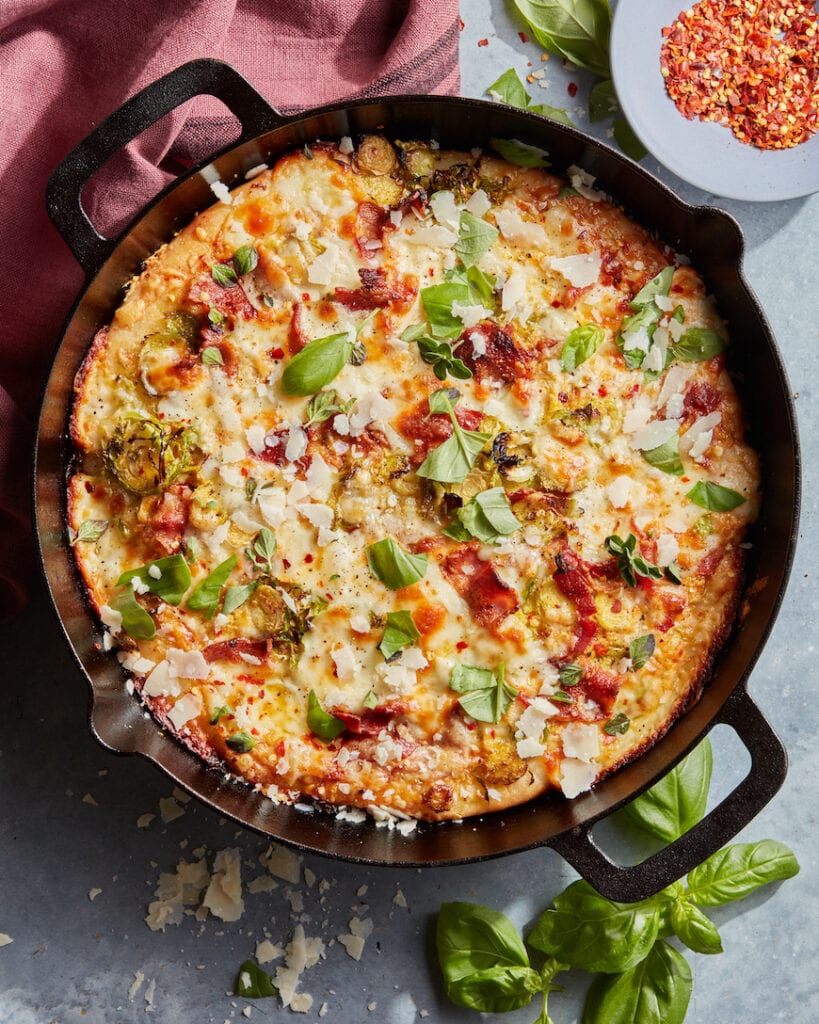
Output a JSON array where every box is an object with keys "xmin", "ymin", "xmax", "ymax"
[
  {"xmin": 353, "ymin": 135, "xmax": 399, "ymax": 176},
  {"xmin": 103, "ymin": 414, "xmax": 199, "ymax": 495}
]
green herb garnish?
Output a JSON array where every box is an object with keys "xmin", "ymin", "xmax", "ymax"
[
  {"xmin": 307, "ymin": 689, "xmax": 345, "ymax": 741},
  {"xmin": 378, "ymin": 610, "xmax": 421, "ymax": 661},
  {"xmin": 69, "ymin": 519, "xmax": 109, "ymax": 546},
  {"xmin": 629, "ymin": 633, "xmax": 656, "ymax": 670},
  {"xmin": 365, "ymin": 538, "xmax": 428, "ymax": 591},
  {"xmin": 605, "ymin": 533, "xmax": 663, "ymax": 588},
  {"xmin": 449, "ymin": 663, "xmax": 517, "ymax": 724},
  {"xmin": 186, "ymin": 554, "xmax": 237, "ymax": 618},
  {"xmin": 201, "ymin": 346, "xmax": 224, "ymax": 366},
  {"xmin": 443, "ymin": 487, "xmax": 522, "ymax": 544},
  {"xmin": 235, "ymin": 959, "xmax": 277, "ymax": 998},
  {"xmin": 560, "ymin": 323, "xmax": 604, "ymax": 372},
  {"xmin": 116, "ymin": 553, "xmax": 192, "ymax": 606},
  {"xmin": 416, "ymin": 388, "xmax": 491, "ymax": 484},
  {"xmin": 687, "ymin": 481, "xmax": 746, "ymax": 512}
]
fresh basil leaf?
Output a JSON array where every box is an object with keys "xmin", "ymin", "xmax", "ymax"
[
  {"xmin": 235, "ymin": 959, "xmax": 277, "ymax": 998},
  {"xmin": 672, "ymin": 304, "xmax": 686, "ymax": 323},
  {"xmin": 686, "ymin": 839, "xmax": 800, "ymax": 907},
  {"xmin": 449, "ymin": 487, "xmax": 522, "ymax": 544},
  {"xmin": 307, "ymin": 689, "xmax": 345, "ymax": 741},
  {"xmin": 559, "ymin": 185, "xmax": 580, "ymax": 199},
  {"xmin": 186, "ymin": 554, "xmax": 238, "ymax": 618},
  {"xmin": 208, "ymin": 307, "xmax": 224, "ymax": 325},
  {"xmin": 211, "ymin": 262, "xmax": 238, "ymax": 288},
  {"xmin": 451, "ymin": 263, "xmax": 498, "ymax": 307},
  {"xmin": 450, "ymin": 663, "xmax": 517, "ymax": 723},
  {"xmin": 588, "ymin": 78, "xmax": 619, "ymax": 122},
  {"xmin": 222, "ymin": 581, "xmax": 258, "ymax": 615},
  {"xmin": 209, "ymin": 705, "xmax": 230, "ymax": 725},
  {"xmin": 420, "ymin": 281, "xmax": 470, "ymax": 339},
  {"xmin": 630, "ymin": 266, "xmax": 674, "ymax": 309},
  {"xmin": 582, "ymin": 939, "xmax": 692, "ymax": 1024},
  {"xmin": 201, "ymin": 346, "xmax": 224, "ymax": 366},
  {"xmin": 416, "ymin": 389, "xmax": 491, "ymax": 484},
  {"xmin": 248, "ymin": 527, "xmax": 277, "ymax": 574},
  {"xmin": 613, "ymin": 116, "xmax": 648, "ymax": 161},
  {"xmin": 513, "ymin": 0, "xmax": 612, "ymax": 78},
  {"xmin": 527, "ymin": 879, "xmax": 662, "ymax": 973},
  {"xmin": 617, "ymin": 738, "xmax": 713, "ymax": 843},
  {"xmin": 447, "ymin": 965, "xmax": 541, "ymax": 1013},
  {"xmin": 603, "ymin": 713, "xmax": 630, "ymax": 736},
  {"xmin": 550, "ymin": 689, "xmax": 575, "ymax": 704},
  {"xmin": 226, "ymin": 730, "xmax": 255, "ymax": 753},
  {"xmin": 281, "ymin": 331, "xmax": 353, "ymax": 395},
  {"xmin": 379, "ymin": 610, "xmax": 421, "ymax": 660},
  {"xmin": 605, "ymin": 533, "xmax": 662, "ymax": 588},
  {"xmin": 362, "ymin": 690, "xmax": 378, "ymax": 709},
  {"xmin": 70, "ymin": 519, "xmax": 109, "ymax": 546},
  {"xmin": 401, "ymin": 321, "xmax": 429, "ymax": 343},
  {"xmin": 110, "ymin": 587, "xmax": 156, "ymax": 641},
  {"xmin": 184, "ymin": 536, "xmax": 201, "ymax": 566},
  {"xmin": 665, "ymin": 561, "xmax": 683, "ymax": 584},
  {"xmin": 490, "ymin": 137, "xmax": 551, "ymax": 169},
  {"xmin": 437, "ymin": 901, "xmax": 531, "ymax": 992},
  {"xmin": 365, "ymin": 537, "xmax": 427, "ymax": 590},
  {"xmin": 671, "ymin": 327, "xmax": 725, "ymax": 362},
  {"xmin": 454, "ymin": 210, "xmax": 499, "ymax": 267},
  {"xmin": 428, "ymin": 386, "xmax": 462, "ymax": 414},
  {"xmin": 669, "ymin": 900, "xmax": 723, "ymax": 954},
  {"xmin": 687, "ymin": 481, "xmax": 746, "ymax": 512},
  {"xmin": 486, "ymin": 67, "xmax": 531, "ymax": 109},
  {"xmin": 629, "ymin": 633, "xmax": 655, "ymax": 669},
  {"xmin": 642, "ymin": 436, "xmax": 684, "ymax": 476},
  {"xmin": 117, "ymin": 553, "xmax": 192, "ymax": 606},
  {"xmin": 233, "ymin": 244, "xmax": 258, "ymax": 277},
  {"xmin": 559, "ymin": 663, "xmax": 582, "ymax": 687},
  {"xmin": 415, "ymin": 335, "xmax": 473, "ymax": 382},
  {"xmin": 561, "ymin": 323, "xmax": 604, "ymax": 372},
  {"xmin": 441, "ymin": 519, "xmax": 473, "ymax": 542},
  {"xmin": 529, "ymin": 102, "xmax": 573, "ymax": 125}
]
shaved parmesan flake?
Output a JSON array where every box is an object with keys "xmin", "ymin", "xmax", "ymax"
[
  {"xmin": 331, "ymin": 643, "xmax": 358, "ymax": 681},
  {"xmin": 307, "ymin": 242, "xmax": 340, "ymax": 286},
  {"xmin": 631, "ymin": 419, "xmax": 679, "ymax": 452},
  {"xmin": 261, "ymin": 842, "xmax": 302, "ymax": 884},
  {"xmin": 202, "ymin": 847, "xmax": 244, "ymax": 922},
  {"xmin": 210, "ymin": 180, "xmax": 232, "ymax": 204},
  {"xmin": 567, "ymin": 165, "xmax": 603, "ymax": 200},
  {"xmin": 656, "ymin": 533, "xmax": 680, "ymax": 567},
  {"xmin": 430, "ymin": 190, "xmax": 459, "ymax": 228},
  {"xmin": 275, "ymin": 925, "xmax": 324, "ymax": 1010},
  {"xmin": 285, "ymin": 425, "xmax": 308, "ymax": 462},
  {"xmin": 494, "ymin": 206, "xmax": 548, "ymax": 247},
  {"xmin": 501, "ymin": 268, "xmax": 526, "ymax": 311},
  {"xmin": 338, "ymin": 135, "xmax": 354, "ymax": 154},
  {"xmin": 562, "ymin": 722, "xmax": 600, "ymax": 763},
  {"xmin": 159, "ymin": 796, "xmax": 185, "ymax": 823},
  {"xmin": 464, "ymin": 188, "xmax": 491, "ymax": 217},
  {"xmin": 245, "ymin": 424, "xmax": 267, "ymax": 455},
  {"xmin": 469, "ymin": 329, "xmax": 486, "ymax": 357},
  {"xmin": 451, "ymin": 302, "xmax": 493, "ymax": 328},
  {"xmin": 99, "ymin": 604, "xmax": 123, "ymax": 633},
  {"xmin": 256, "ymin": 939, "xmax": 284, "ymax": 964},
  {"xmin": 516, "ymin": 736, "xmax": 546, "ymax": 759},
  {"xmin": 605, "ymin": 475, "xmax": 633, "ymax": 509},
  {"xmin": 546, "ymin": 252, "xmax": 602, "ymax": 289},
  {"xmin": 167, "ymin": 692, "xmax": 203, "ymax": 730},
  {"xmin": 560, "ymin": 757, "xmax": 598, "ymax": 798},
  {"xmin": 350, "ymin": 614, "xmax": 370, "ymax": 634}
]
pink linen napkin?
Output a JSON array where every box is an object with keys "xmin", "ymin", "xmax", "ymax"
[{"xmin": 0, "ymin": 0, "xmax": 460, "ymax": 621}]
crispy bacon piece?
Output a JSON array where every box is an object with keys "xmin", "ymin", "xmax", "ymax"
[
  {"xmin": 576, "ymin": 661, "xmax": 621, "ymax": 715},
  {"xmin": 657, "ymin": 589, "xmax": 688, "ymax": 633},
  {"xmin": 204, "ymin": 638, "xmax": 271, "ymax": 664},
  {"xmin": 507, "ymin": 486, "xmax": 571, "ymax": 514},
  {"xmin": 459, "ymin": 323, "xmax": 533, "ymax": 385},
  {"xmin": 386, "ymin": 187, "xmax": 427, "ymax": 222},
  {"xmin": 553, "ymin": 547, "xmax": 597, "ymax": 617},
  {"xmin": 396, "ymin": 398, "xmax": 484, "ymax": 464},
  {"xmin": 143, "ymin": 484, "xmax": 191, "ymax": 556},
  {"xmin": 354, "ymin": 201, "xmax": 385, "ymax": 259},
  {"xmin": 288, "ymin": 301, "xmax": 310, "ymax": 354},
  {"xmin": 186, "ymin": 272, "xmax": 254, "ymax": 322},
  {"xmin": 253, "ymin": 427, "xmax": 310, "ymax": 469},
  {"xmin": 683, "ymin": 380, "xmax": 721, "ymax": 419},
  {"xmin": 695, "ymin": 546, "xmax": 726, "ymax": 579},
  {"xmin": 441, "ymin": 545, "xmax": 519, "ymax": 632},
  {"xmin": 333, "ymin": 267, "xmax": 418, "ymax": 313},
  {"xmin": 329, "ymin": 701, "xmax": 409, "ymax": 737}
]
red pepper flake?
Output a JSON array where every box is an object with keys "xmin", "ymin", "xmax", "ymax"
[
  {"xmin": 282, "ymin": 558, "xmax": 291, "ymax": 569},
  {"xmin": 458, "ymin": 16, "xmax": 465, "ymax": 31},
  {"xmin": 304, "ymin": 553, "xmax": 314, "ymax": 563},
  {"xmin": 660, "ymin": 0, "xmax": 819, "ymax": 150},
  {"xmin": 270, "ymin": 346, "xmax": 285, "ymax": 359},
  {"xmin": 456, "ymin": 640, "xmax": 468, "ymax": 650},
  {"xmin": 477, "ymin": 38, "xmax": 489, "ymax": 47},
  {"xmin": 567, "ymin": 81, "xmax": 578, "ymax": 97},
  {"xmin": 519, "ymin": 30, "xmax": 529, "ymax": 43}
]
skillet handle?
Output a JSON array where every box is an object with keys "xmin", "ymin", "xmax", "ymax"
[
  {"xmin": 46, "ymin": 58, "xmax": 282, "ymax": 278},
  {"xmin": 550, "ymin": 687, "xmax": 787, "ymax": 903}
]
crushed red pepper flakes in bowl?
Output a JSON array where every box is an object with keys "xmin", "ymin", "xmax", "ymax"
[{"xmin": 660, "ymin": 0, "xmax": 819, "ymax": 151}]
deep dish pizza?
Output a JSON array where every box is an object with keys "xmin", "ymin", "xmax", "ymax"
[{"xmin": 67, "ymin": 135, "xmax": 759, "ymax": 824}]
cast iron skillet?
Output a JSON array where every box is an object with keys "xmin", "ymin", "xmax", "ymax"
[{"xmin": 37, "ymin": 59, "xmax": 800, "ymax": 901}]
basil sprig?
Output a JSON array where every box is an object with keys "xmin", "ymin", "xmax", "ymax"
[
  {"xmin": 450, "ymin": 663, "xmax": 517, "ymax": 724},
  {"xmin": 235, "ymin": 959, "xmax": 277, "ymax": 999},
  {"xmin": 304, "ymin": 389, "xmax": 354, "ymax": 426},
  {"xmin": 687, "ymin": 481, "xmax": 746, "ymax": 512},
  {"xmin": 307, "ymin": 689, "xmax": 345, "ymax": 741},
  {"xmin": 436, "ymin": 902, "xmax": 549, "ymax": 1014},
  {"xmin": 116, "ymin": 553, "xmax": 192, "ymax": 606},
  {"xmin": 222, "ymin": 581, "xmax": 258, "ymax": 615},
  {"xmin": 416, "ymin": 388, "xmax": 491, "ymax": 485},
  {"xmin": 211, "ymin": 245, "xmax": 258, "ymax": 289},
  {"xmin": 605, "ymin": 534, "xmax": 662, "ymax": 588},
  {"xmin": 186, "ymin": 554, "xmax": 238, "ymax": 618},
  {"xmin": 379, "ymin": 610, "xmax": 421, "ymax": 661},
  {"xmin": 247, "ymin": 527, "xmax": 277, "ymax": 575},
  {"xmin": 226, "ymin": 730, "xmax": 255, "ymax": 753},
  {"xmin": 617, "ymin": 266, "xmax": 673, "ymax": 369},
  {"xmin": 560, "ymin": 323, "xmax": 604, "ymax": 372},
  {"xmin": 365, "ymin": 537, "xmax": 427, "ymax": 591},
  {"xmin": 443, "ymin": 487, "xmax": 522, "ymax": 544},
  {"xmin": 489, "ymin": 137, "xmax": 551, "ymax": 168},
  {"xmin": 434, "ymin": 735, "xmax": 799, "ymax": 1024},
  {"xmin": 671, "ymin": 327, "xmax": 725, "ymax": 362}
]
